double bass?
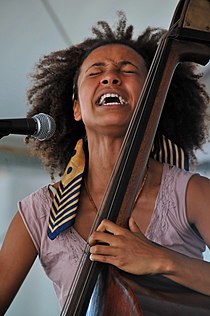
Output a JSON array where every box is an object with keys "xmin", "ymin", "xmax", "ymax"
[{"xmin": 61, "ymin": 0, "xmax": 210, "ymax": 315}]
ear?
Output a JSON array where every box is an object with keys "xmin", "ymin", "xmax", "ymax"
[{"xmin": 73, "ymin": 100, "xmax": 82, "ymax": 121}]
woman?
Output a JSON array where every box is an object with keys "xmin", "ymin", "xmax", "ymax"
[{"xmin": 0, "ymin": 12, "xmax": 210, "ymax": 314}]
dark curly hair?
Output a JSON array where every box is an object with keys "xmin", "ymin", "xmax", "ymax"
[{"xmin": 26, "ymin": 11, "xmax": 209, "ymax": 177}]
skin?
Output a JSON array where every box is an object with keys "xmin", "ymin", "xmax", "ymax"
[
  {"xmin": 0, "ymin": 43, "xmax": 210, "ymax": 314},
  {"xmin": 73, "ymin": 44, "xmax": 148, "ymax": 238}
]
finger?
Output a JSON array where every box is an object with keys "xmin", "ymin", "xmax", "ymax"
[
  {"xmin": 90, "ymin": 253, "xmax": 114, "ymax": 264},
  {"xmin": 96, "ymin": 219, "xmax": 126, "ymax": 235},
  {"xmin": 89, "ymin": 251, "xmax": 126, "ymax": 270},
  {"xmin": 129, "ymin": 217, "xmax": 140, "ymax": 233},
  {"xmin": 89, "ymin": 230, "xmax": 116, "ymax": 247},
  {"xmin": 90, "ymin": 244, "xmax": 117, "ymax": 256}
]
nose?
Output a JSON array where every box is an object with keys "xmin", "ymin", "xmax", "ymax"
[{"xmin": 100, "ymin": 71, "xmax": 121, "ymax": 86}]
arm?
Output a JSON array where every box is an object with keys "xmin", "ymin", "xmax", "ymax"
[
  {"xmin": 0, "ymin": 211, "xmax": 37, "ymax": 314},
  {"xmin": 88, "ymin": 175, "xmax": 210, "ymax": 296}
]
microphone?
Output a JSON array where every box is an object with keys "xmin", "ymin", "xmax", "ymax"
[{"xmin": 0, "ymin": 113, "xmax": 56, "ymax": 141}]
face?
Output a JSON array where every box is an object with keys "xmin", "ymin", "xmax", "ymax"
[{"xmin": 73, "ymin": 44, "xmax": 148, "ymax": 137}]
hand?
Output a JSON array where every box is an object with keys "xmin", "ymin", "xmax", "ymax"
[{"xmin": 88, "ymin": 217, "xmax": 166, "ymax": 275}]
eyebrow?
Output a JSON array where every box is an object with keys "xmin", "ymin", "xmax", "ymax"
[
  {"xmin": 85, "ymin": 62, "xmax": 105, "ymax": 72},
  {"xmin": 85, "ymin": 60, "xmax": 139, "ymax": 72},
  {"xmin": 118, "ymin": 60, "xmax": 139, "ymax": 68}
]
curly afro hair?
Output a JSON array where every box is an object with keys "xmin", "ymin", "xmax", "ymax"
[{"xmin": 26, "ymin": 11, "xmax": 209, "ymax": 177}]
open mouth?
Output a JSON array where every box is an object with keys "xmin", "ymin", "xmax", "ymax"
[{"xmin": 96, "ymin": 93, "xmax": 128, "ymax": 106}]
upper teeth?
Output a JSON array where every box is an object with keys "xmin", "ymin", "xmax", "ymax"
[{"xmin": 98, "ymin": 93, "xmax": 127, "ymax": 105}]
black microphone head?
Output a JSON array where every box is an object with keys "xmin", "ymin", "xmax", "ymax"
[{"xmin": 32, "ymin": 113, "xmax": 56, "ymax": 141}]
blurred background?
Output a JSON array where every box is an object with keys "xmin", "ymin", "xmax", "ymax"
[{"xmin": 0, "ymin": 1, "xmax": 209, "ymax": 315}]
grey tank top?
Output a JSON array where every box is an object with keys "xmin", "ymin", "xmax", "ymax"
[{"xmin": 18, "ymin": 163, "xmax": 206, "ymax": 308}]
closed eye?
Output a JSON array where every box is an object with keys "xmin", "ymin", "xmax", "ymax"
[
  {"xmin": 89, "ymin": 72, "xmax": 102, "ymax": 76},
  {"xmin": 121, "ymin": 66, "xmax": 139, "ymax": 74},
  {"xmin": 122, "ymin": 70, "xmax": 137, "ymax": 73}
]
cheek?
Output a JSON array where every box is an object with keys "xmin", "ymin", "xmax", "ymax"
[
  {"xmin": 129, "ymin": 80, "xmax": 145, "ymax": 103},
  {"xmin": 77, "ymin": 81, "xmax": 92, "ymax": 105},
  {"xmin": 77, "ymin": 81, "xmax": 97, "ymax": 114},
  {"xmin": 75, "ymin": 95, "xmax": 91, "ymax": 123}
]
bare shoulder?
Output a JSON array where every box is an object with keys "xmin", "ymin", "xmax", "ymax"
[
  {"xmin": 187, "ymin": 173, "xmax": 210, "ymax": 244},
  {"xmin": 188, "ymin": 173, "xmax": 210, "ymax": 198}
]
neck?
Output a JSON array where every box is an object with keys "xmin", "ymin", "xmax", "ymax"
[
  {"xmin": 83, "ymin": 134, "xmax": 124, "ymax": 211},
  {"xmin": 86, "ymin": 135, "xmax": 124, "ymax": 190}
]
